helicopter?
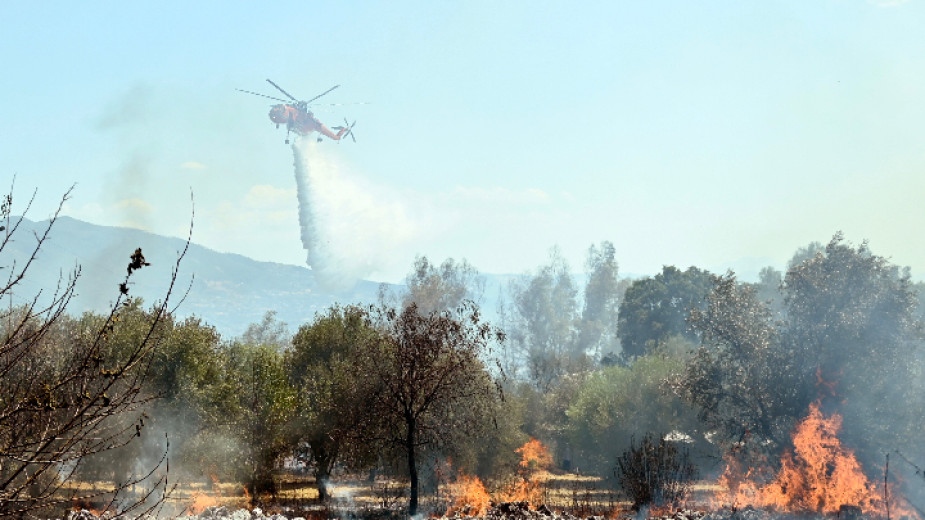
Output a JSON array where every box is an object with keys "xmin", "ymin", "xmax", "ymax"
[{"xmin": 237, "ymin": 79, "xmax": 357, "ymax": 144}]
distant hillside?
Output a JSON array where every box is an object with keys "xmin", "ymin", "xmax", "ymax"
[{"xmin": 2, "ymin": 216, "xmax": 385, "ymax": 338}]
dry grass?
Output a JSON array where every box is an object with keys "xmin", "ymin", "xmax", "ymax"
[{"xmin": 55, "ymin": 472, "xmax": 720, "ymax": 517}]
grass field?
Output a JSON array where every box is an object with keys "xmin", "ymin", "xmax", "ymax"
[{"xmin": 58, "ymin": 471, "xmax": 723, "ymax": 518}]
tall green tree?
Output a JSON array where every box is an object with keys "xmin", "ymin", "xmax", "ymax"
[
  {"xmin": 362, "ymin": 301, "xmax": 503, "ymax": 516},
  {"xmin": 679, "ymin": 235, "xmax": 924, "ymax": 470},
  {"xmin": 240, "ymin": 310, "xmax": 291, "ymax": 350},
  {"xmin": 781, "ymin": 234, "xmax": 923, "ymax": 467},
  {"xmin": 217, "ymin": 342, "xmax": 296, "ymax": 496},
  {"xmin": 617, "ymin": 266, "xmax": 713, "ymax": 360},
  {"xmin": 288, "ymin": 305, "xmax": 378, "ymax": 501},
  {"xmin": 680, "ymin": 274, "xmax": 806, "ymax": 454}
]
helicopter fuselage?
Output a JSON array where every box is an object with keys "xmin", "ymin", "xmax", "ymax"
[{"xmin": 268, "ymin": 103, "xmax": 344, "ymax": 141}]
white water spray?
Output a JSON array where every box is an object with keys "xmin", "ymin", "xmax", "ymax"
[{"xmin": 292, "ymin": 139, "xmax": 415, "ymax": 291}]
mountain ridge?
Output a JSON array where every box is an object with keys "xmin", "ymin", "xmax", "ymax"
[{"xmin": 3, "ymin": 215, "xmax": 385, "ymax": 337}]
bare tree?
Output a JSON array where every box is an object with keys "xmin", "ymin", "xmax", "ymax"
[{"xmin": 0, "ymin": 185, "xmax": 188, "ymax": 517}]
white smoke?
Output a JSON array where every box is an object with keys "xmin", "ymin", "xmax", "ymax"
[{"xmin": 292, "ymin": 139, "xmax": 416, "ymax": 291}]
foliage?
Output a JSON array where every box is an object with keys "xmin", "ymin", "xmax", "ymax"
[
  {"xmin": 71, "ymin": 304, "xmax": 228, "ymax": 487},
  {"xmin": 503, "ymin": 248, "xmax": 580, "ymax": 392},
  {"xmin": 680, "ymin": 274, "xmax": 806, "ymax": 454},
  {"xmin": 362, "ymin": 301, "xmax": 504, "ymax": 516},
  {"xmin": 577, "ymin": 241, "xmax": 627, "ymax": 361},
  {"xmin": 398, "ymin": 256, "xmax": 485, "ymax": 315},
  {"xmin": 679, "ymin": 235, "xmax": 924, "ymax": 472},
  {"xmin": 614, "ymin": 433, "xmax": 697, "ymax": 511},
  {"xmin": 239, "ymin": 310, "xmax": 291, "ymax": 350},
  {"xmin": 568, "ymin": 347, "xmax": 703, "ymax": 474},
  {"xmin": 211, "ymin": 342, "xmax": 296, "ymax": 496},
  {"xmin": 471, "ymin": 392, "xmax": 529, "ymax": 479},
  {"xmin": 782, "ymin": 234, "xmax": 923, "ymax": 467},
  {"xmin": 617, "ymin": 266, "xmax": 713, "ymax": 360},
  {"xmin": 750, "ymin": 266, "xmax": 785, "ymax": 319},
  {"xmin": 287, "ymin": 304, "xmax": 379, "ymax": 500},
  {"xmin": 0, "ymin": 186, "xmax": 183, "ymax": 517}
]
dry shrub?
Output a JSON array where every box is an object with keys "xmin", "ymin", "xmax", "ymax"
[{"xmin": 615, "ymin": 433, "xmax": 697, "ymax": 511}]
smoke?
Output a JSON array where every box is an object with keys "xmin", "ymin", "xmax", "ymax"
[{"xmin": 292, "ymin": 139, "xmax": 415, "ymax": 291}]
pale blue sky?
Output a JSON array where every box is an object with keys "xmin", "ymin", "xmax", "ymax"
[{"xmin": 2, "ymin": 1, "xmax": 923, "ymax": 283}]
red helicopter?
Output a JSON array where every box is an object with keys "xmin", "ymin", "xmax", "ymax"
[{"xmin": 237, "ymin": 79, "xmax": 357, "ymax": 144}]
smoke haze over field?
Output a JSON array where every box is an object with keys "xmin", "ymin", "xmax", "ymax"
[{"xmin": 292, "ymin": 140, "xmax": 416, "ymax": 291}]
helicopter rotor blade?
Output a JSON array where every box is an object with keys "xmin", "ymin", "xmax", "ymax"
[
  {"xmin": 236, "ymin": 89, "xmax": 288, "ymax": 103},
  {"xmin": 265, "ymin": 79, "xmax": 299, "ymax": 102},
  {"xmin": 312, "ymin": 101, "xmax": 370, "ymax": 107},
  {"xmin": 305, "ymin": 85, "xmax": 340, "ymax": 105}
]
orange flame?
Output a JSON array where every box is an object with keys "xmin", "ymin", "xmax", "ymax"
[
  {"xmin": 443, "ymin": 439, "xmax": 555, "ymax": 516},
  {"xmin": 186, "ymin": 492, "xmax": 220, "ymax": 515},
  {"xmin": 498, "ymin": 439, "xmax": 552, "ymax": 504},
  {"xmin": 498, "ymin": 476, "xmax": 544, "ymax": 504},
  {"xmin": 517, "ymin": 438, "xmax": 554, "ymax": 472},
  {"xmin": 716, "ymin": 402, "xmax": 905, "ymax": 516},
  {"xmin": 446, "ymin": 474, "xmax": 491, "ymax": 517}
]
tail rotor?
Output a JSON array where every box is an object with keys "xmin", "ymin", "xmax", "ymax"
[{"xmin": 335, "ymin": 118, "xmax": 357, "ymax": 143}]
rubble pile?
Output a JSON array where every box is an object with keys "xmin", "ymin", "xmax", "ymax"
[
  {"xmin": 699, "ymin": 507, "xmax": 840, "ymax": 520},
  {"xmin": 179, "ymin": 506, "xmax": 302, "ymax": 520},
  {"xmin": 649, "ymin": 510, "xmax": 705, "ymax": 520},
  {"xmin": 66, "ymin": 511, "xmax": 112, "ymax": 520},
  {"xmin": 444, "ymin": 501, "xmax": 592, "ymax": 520},
  {"xmin": 64, "ymin": 504, "xmax": 850, "ymax": 520},
  {"xmin": 441, "ymin": 501, "xmax": 705, "ymax": 520}
]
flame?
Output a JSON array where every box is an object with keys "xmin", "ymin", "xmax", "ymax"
[
  {"xmin": 716, "ymin": 402, "xmax": 909, "ymax": 517},
  {"xmin": 443, "ymin": 439, "xmax": 555, "ymax": 516},
  {"xmin": 186, "ymin": 491, "xmax": 220, "ymax": 515},
  {"xmin": 517, "ymin": 438, "xmax": 554, "ymax": 472},
  {"xmin": 446, "ymin": 474, "xmax": 491, "ymax": 517},
  {"xmin": 499, "ymin": 439, "xmax": 553, "ymax": 504},
  {"xmin": 497, "ymin": 476, "xmax": 544, "ymax": 504}
]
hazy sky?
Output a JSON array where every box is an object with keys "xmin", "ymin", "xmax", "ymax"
[{"xmin": 2, "ymin": 1, "xmax": 923, "ymax": 284}]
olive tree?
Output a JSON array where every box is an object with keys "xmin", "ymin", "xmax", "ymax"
[
  {"xmin": 288, "ymin": 305, "xmax": 379, "ymax": 501},
  {"xmin": 678, "ymin": 235, "xmax": 924, "ymax": 470},
  {"xmin": 362, "ymin": 301, "xmax": 504, "ymax": 516}
]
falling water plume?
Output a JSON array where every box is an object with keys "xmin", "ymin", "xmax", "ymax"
[{"xmin": 291, "ymin": 139, "xmax": 414, "ymax": 291}]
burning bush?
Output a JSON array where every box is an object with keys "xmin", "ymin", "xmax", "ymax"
[
  {"xmin": 615, "ymin": 433, "xmax": 697, "ymax": 511},
  {"xmin": 444, "ymin": 438, "xmax": 555, "ymax": 516},
  {"xmin": 516, "ymin": 438, "xmax": 554, "ymax": 473},
  {"xmin": 446, "ymin": 475, "xmax": 492, "ymax": 517},
  {"xmin": 715, "ymin": 402, "xmax": 909, "ymax": 517}
]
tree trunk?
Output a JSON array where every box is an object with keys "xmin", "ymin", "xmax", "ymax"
[
  {"xmin": 316, "ymin": 473, "xmax": 330, "ymax": 502},
  {"xmin": 407, "ymin": 415, "xmax": 419, "ymax": 516},
  {"xmin": 311, "ymin": 440, "xmax": 333, "ymax": 501}
]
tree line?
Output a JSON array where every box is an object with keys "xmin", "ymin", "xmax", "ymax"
[{"xmin": 3, "ymin": 188, "xmax": 925, "ymax": 517}]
